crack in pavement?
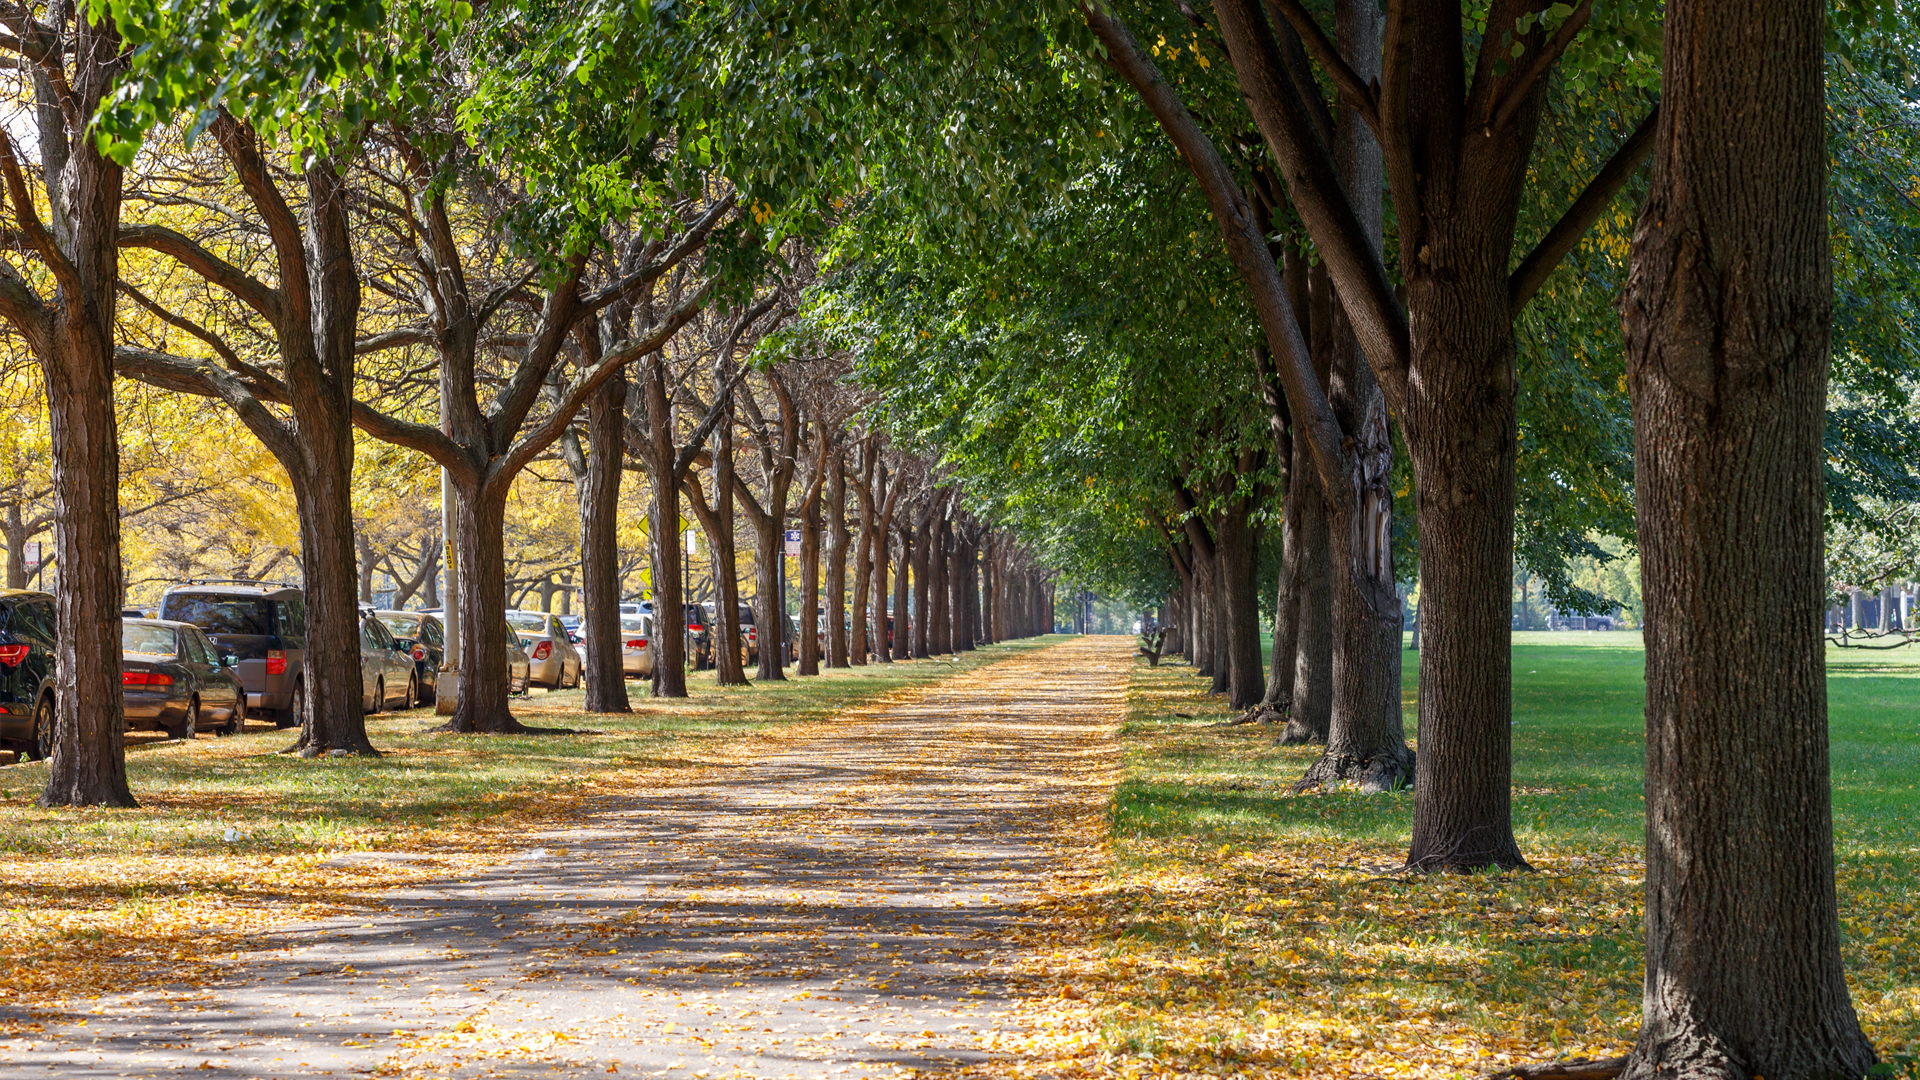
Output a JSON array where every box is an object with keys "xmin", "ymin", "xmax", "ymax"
[{"xmin": 3, "ymin": 637, "xmax": 1130, "ymax": 1079}]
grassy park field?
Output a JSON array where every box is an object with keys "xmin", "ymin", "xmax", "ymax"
[{"xmin": 1024, "ymin": 633, "xmax": 1920, "ymax": 1077}]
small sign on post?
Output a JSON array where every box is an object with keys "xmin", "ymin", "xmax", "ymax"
[
  {"xmin": 21, "ymin": 541, "xmax": 41, "ymax": 572},
  {"xmin": 783, "ymin": 529, "xmax": 803, "ymax": 557}
]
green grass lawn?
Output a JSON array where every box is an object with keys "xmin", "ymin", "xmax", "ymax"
[{"xmin": 1085, "ymin": 632, "xmax": 1920, "ymax": 1077}]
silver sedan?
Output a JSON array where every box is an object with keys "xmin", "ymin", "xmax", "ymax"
[{"xmin": 506, "ymin": 610, "xmax": 582, "ymax": 689}]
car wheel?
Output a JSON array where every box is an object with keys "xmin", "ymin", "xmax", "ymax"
[
  {"xmin": 274, "ymin": 680, "xmax": 303, "ymax": 729},
  {"xmin": 171, "ymin": 698, "xmax": 199, "ymax": 740},
  {"xmin": 370, "ymin": 678, "xmax": 385, "ymax": 715},
  {"xmin": 419, "ymin": 673, "xmax": 436, "ymax": 705},
  {"xmin": 27, "ymin": 694, "xmax": 53, "ymax": 761},
  {"xmin": 403, "ymin": 674, "xmax": 417, "ymax": 711}
]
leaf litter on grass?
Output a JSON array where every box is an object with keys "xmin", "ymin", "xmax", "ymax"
[
  {"xmin": 988, "ymin": 655, "xmax": 1920, "ymax": 1079},
  {"xmin": 0, "ymin": 640, "xmax": 1056, "ymax": 1033}
]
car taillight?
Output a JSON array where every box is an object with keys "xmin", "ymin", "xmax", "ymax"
[
  {"xmin": 0, "ymin": 644, "xmax": 27, "ymax": 666},
  {"xmin": 748, "ymin": 628, "xmax": 757, "ymax": 640},
  {"xmin": 533, "ymin": 641, "xmax": 552, "ymax": 660},
  {"xmin": 411, "ymin": 645, "xmax": 427, "ymax": 661},
  {"xmin": 625, "ymin": 638, "xmax": 646, "ymax": 650},
  {"xmin": 123, "ymin": 671, "xmax": 174, "ymax": 686},
  {"xmin": 688, "ymin": 623, "xmax": 704, "ymax": 632},
  {"xmin": 266, "ymin": 650, "xmax": 286, "ymax": 675}
]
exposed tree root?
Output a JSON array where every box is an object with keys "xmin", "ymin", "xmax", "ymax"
[
  {"xmin": 420, "ymin": 717, "xmax": 581, "ymax": 736},
  {"xmin": 1294, "ymin": 745, "xmax": 1414, "ymax": 794},
  {"xmin": 1215, "ymin": 704, "xmax": 1286, "ymax": 727},
  {"xmin": 279, "ymin": 738, "xmax": 381, "ymax": 758},
  {"xmin": 1484, "ymin": 1056, "xmax": 1628, "ymax": 1080}
]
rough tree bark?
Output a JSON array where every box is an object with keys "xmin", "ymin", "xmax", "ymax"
[
  {"xmin": 868, "ymin": 461, "xmax": 897, "ymax": 665},
  {"xmin": 0, "ymin": 7, "xmax": 133, "ymax": 805},
  {"xmin": 113, "ymin": 120, "xmax": 375, "ymax": 757},
  {"xmin": 638, "ymin": 352, "xmax": 689, "ymax": 697},
  {"xmin": 929, "ymin": 502, "xmax": 951, "ymax": 654},
  {"xmin": 795, "ymin": 422, "xmax": 832, "ymax": 676},
  {"xmin": 849, "ymin": 440, "xmax": 876, "ymax": 664},
  {"xmin": 892, "ymin": 515, "xmax": 912, "ymax": 660},
  {"xmin": 732, "ymin": 357, "xmax": 796, "ymax": 682},
  {"xmin": 564, "ymin": 367, "xmax": 630, "ymax": 714},
  {"xmin": 825, "ymin": 445, "xmax": 851, "ymax": 668},
  {"xmin": 1617, "ymin": 0, "xmax": 1878, "ymax": 1073},
  {"xmin": 910, "ymin": 500, "xmax": 933, "ymax": 657}
]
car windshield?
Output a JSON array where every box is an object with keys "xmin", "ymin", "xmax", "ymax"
[
  {"xmin": 620, "ymin": 616, "xmax": 650, "ymax": 633},
  {"xmin": 161, "ymin": 594, "xmax": 271, "ymax": 635},
  {"xmin": 377, "ymin": 615, "xmax": 419, "ymax": 638},
  {"xmin": 506, "ymin": 612, "xmax": 548, "ymax": 632},
  {"xmin": 122, "ymin": 623, "xmax": 177, "ymax": 657}
]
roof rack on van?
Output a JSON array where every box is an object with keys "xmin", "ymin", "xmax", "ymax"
[{"xmin": 173, "ymin": 578, "xmax": 301, "ymax": 590}]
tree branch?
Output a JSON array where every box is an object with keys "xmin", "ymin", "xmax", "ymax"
[
  {"xmin": 496, "ymin": 279, "xmax": 714, "ymax": 482},
  {"xmin": 1490, "ymin": 0, "xmax": 1594, "ymax": 132},
  {"xmin": 580, "ymin": 194, "xmax": 736, "ymax": 314},
  {"xmin": 1080, "ymin": 0, "xmax": 1356, "ymax": 499},
  {"xmin": 1508, "ymin": 104, "xmax": 1658, "ymax": 315},
  {"xmin": 118, "ymin": 280, "xmax": 245, "ymax": 368},
  {"xmin": 1265, "ymin": 0, "xmax": 1380, "ymax": 139},
  {"xmin": 0, "ymin": 127, "xmax": 79, "ymax": 295},
  {"xmin": 118, "ymin": 223, "xmax": 283, "ymax": 322}
]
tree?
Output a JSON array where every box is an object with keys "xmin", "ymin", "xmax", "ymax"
[
  {"xmin": 1617, "ymin": 0, "xmax": 1878, "ymax": 1073},
  {"xmin": 115, "ymin": 118, "xmax": 382, "ymax": 756},
  {"xmin": 0, "ymin": 4, "xmax": 134, "ymax": 805}
]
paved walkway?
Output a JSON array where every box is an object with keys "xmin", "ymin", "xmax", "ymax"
[{"xmin": 6, "ymin": 638, "xmax": 1129, "ymax": 1078}]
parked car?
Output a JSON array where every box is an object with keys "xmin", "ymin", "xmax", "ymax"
[
  {"xmin": 559, "ymin": 614, "xmax": 583, "ymax": 643},
  {"xmin": 682, "ymin": 603, "xmax": 714, "ymax": 670},
  {"xmin": 159, "ymin": 581, "xmax": 305, "ymax": 728},
  {"xmin": 701, "ymin": 603, "xmax": 754, "ymax": 668},
  {"xmin": 506, "ymin": 610, "xmax": 583, "ymax": 689},
  {"xmin": 373, "ymin": 610, "xmax": 443, "ymax": 704},
  {"xmin": 358, "ymin": 611, "xmax": 419, "ymax": 713},
  {"xmin": 504, "ymin": 621, "xmax": 532, "ymax": 694},
  {"xmin": 120, "ymin": 618, "xmax": 245, "ymax": 738},
  {"xmin": 619, "ymin": 614, "xmax": 656, "ymax": 679},
  {"xmin": 0, "ymin": 590, "xmax": 57, "ymax": 760}
]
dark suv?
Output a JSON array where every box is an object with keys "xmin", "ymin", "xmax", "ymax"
[
  {"xmin": 0, "ymin": 590, "xmax": 57, "ymax": 759},
  {"xmin": 159, "ymin": 582, "xmax": 306, "ymax": 728}
]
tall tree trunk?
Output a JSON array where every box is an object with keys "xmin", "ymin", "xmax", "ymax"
[
  {"xmin": 979, "ymin": 534, "xmax": 997, "ymax": 645},
  {"xmin": 911, "ymin": 510, "xmax": 932, "ymax": 657},
  {"xmin": 574, "ymin": 374, "xmax": 630, "ymax": 713},
  {"xmin": 798, "ymin": 458, "xmax": 823, "ymax": 676},
  {"xmin": 1214, "ymin": 505, "xmax": 1266, "ymax": 709},
  {"xmin": 869, "ymin": 465, "xmax": 892, "ymax": 664},
  {"xmin": 750, "ymin": 506, "xmax": 784, "ymax": 680},
  {"xmin": 963, "ymin": 535, "xmax": 981, "ymax": 649},
  {"xmin": 444, "ymin": 484, "xmax": 521, "ymax": 733},
  {"xmin": 850, "ymin": 525, "xmax": 871, "ymax": 665},
  {"xmin": 826, "ymin": 449, "xmax": 850, "ymax": 667},
  {"xmin": 5, "ymin": 13, "xmax": 132, "ymax": 805},
  {"xmin": 1618, "ymin": 1, "xmax": 1877, "ymax": 1073},
  {"xmin": 1400, "ymin": 299, "xmax": 1524, "ymax": 868},
  {"xmin": 707, "ymin": 417, "xmax": 748, "ymax": 686},
  {"xmin": 929, "ymin": 513, "xmax": 951, "ymax": 654},
  {"xmin": 642, "ymin": 356, "xmax": 688, "ymax": 696},
  {"xmin": 946, "ymin": 524, "xmax": 967, "ymax": 654},
  {"xmin": 1295, "ymin": 0, "xmax": 1411, "ymax": 792},
  {"xmin": 892, "ymin": 522, "xmax": 912, "ymax": 660}
]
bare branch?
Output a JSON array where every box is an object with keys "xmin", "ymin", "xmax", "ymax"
[{"xmin": 1508, "ymin": 104, "xmax": 1657, "ymax": 314}]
